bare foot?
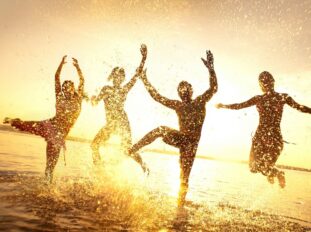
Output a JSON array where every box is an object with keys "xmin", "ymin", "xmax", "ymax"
[
  {"xmin": 267, "ymin": 175, "xmax": 274, "ymax": 184},
  {"xmin": 3, "ymin": 117, "xmax": 12, "ymax": 124},
  {"xmin": 142, "ymin": 162, "xmax": 150, "ymax": 176}
]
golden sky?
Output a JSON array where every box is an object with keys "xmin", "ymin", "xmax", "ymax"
[{"xmin": 0, "ymin": 0, "xmax": 311, "ymax": 168}]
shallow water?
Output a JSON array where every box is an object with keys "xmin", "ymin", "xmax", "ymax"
[{"xmin": 0, "ymin": 131, "xmax": 310, "ymax": 231}]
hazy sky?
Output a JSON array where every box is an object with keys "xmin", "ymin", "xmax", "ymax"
[{"xmin": 1, "ymin": 0, "xmax": 311, "ymax": 168}]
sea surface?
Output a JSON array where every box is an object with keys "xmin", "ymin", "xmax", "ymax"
[{"xmin": 0, "ymin": 131, "xmax": 310, "ymax": 231}]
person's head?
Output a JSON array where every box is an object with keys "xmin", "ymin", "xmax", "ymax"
[
  {"xmin": 178, "ymin": 81, "xmax": 193, "ymax": 101},
  {"xmin": 62, "ymin": 80, "xmax": 75, "ymax": 98},
  {"xmin": 108, "ymin": 67, "xmax": 125, "ymax": 87},
  {"xmin": 259, "ymin": 71, "xmax": 275, "ymax": 93}
]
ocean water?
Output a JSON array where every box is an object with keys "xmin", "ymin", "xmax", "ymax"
[{"xmin": 0, "ymin": 131, "xmax": 310, "ymax": 231}]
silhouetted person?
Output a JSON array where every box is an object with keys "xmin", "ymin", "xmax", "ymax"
[
  {"xmin": 217, "ymin": 71, "xmax": 311, "ymax": 188},
  {"xmin": 91, "ymin": 44, "xmax": 148, "ymax": 173},
  {"xmin": 129, "ymin": 50, "xmax": 218, "ymax": 207},
  {"xmin": 3, "ymin": 56, "xmax": 84, "ymax": 183}
]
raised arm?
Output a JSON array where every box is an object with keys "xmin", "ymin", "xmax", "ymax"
[
  {"xmin": 196, "ymin": 50, "xmax": 218, "ymax": 103},
  {"xmin": 140, "ymin": 70, "xmax": 179, "ymax": 109},
  {"xmin": 286, "ymin": 95, "xmax": 311, "ymax": 114},
  {"xmin": 123, "ymin": 44, "xmax": 148, "ymax": 93},
  {"xmin": 217, "ymin": 96, "xmax": 259, "ymax": 110},
  {"xmin": 72, "ymin": 58, "xmax": 85, "ymax": 101},
  {"xmin": 55, "ymin": 55, "xmax": 66, "ymax": 98}
]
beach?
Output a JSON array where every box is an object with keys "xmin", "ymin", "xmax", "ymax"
[{"xmin": 0, "ymin": 131, "xmax": 310, "ymax": 231}]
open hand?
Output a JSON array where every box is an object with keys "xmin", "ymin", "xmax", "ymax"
[
  {"xmin": 61, "ymin": 55, "xmax": 67, "ymax": 64},
  {"xmin": 90, "ymin": 96, "xmax": 97, "ymax": 106},
  {"xmin": 72, "ymin": 57, "xmax": 79, "ymax": 68},
  {"xmin": 201, "ymin": 50, "xmax": 214, "ymax": 69},
  {"xmin": 140, "ymin": 44, "xmax": 147, "ymax": 58},
  {"xmin": 215, "ymin": 103, "xmax": 224, "ymax": 109}
]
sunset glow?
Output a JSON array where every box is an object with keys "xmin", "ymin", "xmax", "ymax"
[{"xmin": 1, "ymin": 0, "xmax": 311, "ymax": 170}]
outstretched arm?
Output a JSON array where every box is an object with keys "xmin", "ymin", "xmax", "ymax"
[
  {"xmin": 91, "ymin": 86, "xmax": 108, "ymax": 106},
  {"xmin": 286, "ymin": 95, "xmax": 311, "ymax": 113},
  {"xmin": 123, "ymin": 44, "xmax": 148, "ymax": 93},
  {"xmin": 72, "ymin": 58, "xmax": 85, "ymax": 101},
  {"xmin": 196, "ymin": 50, "xmax": 218, "ymax": 103},
  {"xmin": 216, "ymin": 96, "xmax": 259, "ymax": 110},
  {"xmin": 55, "ymin": 55, "xmax": 66, "ymax": 98},
  {"xmin": 140, "ymin": 70, "xmax": 179, "ymax": 109}
]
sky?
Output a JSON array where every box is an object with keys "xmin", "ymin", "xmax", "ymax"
[{"xmin": 0, "ymin": 0, "xmax": 311, "ymax": 168}]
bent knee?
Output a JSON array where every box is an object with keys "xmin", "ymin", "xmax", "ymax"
[{"xmin": 158, "ymin": 126, "xmax": 170, "ymax": 133}]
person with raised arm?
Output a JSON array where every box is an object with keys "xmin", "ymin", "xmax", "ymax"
[
  {"xmin": 129, "ymin": 50, "xmax": 218, "ymax": 207},
  {"xmin": 90, "ymin": 44, "xmax": 149, "ymax": 173},
  {"xmin": 216, "ymin": 71, "xmax": 311, "ymax": 188},
  {"xmin": 4, "ymin": 56, "xmax": 85, "ymax": 183}
]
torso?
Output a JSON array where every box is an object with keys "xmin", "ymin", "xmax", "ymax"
[
  {"xmin": 53, "ymin": 93, "xmax": 82, "ymax": 135},
  {"xmin": 102, "ymin": 86, "xmax": 129, "ymax": 124},
  {"xmin": 176, "ymin": 99, "xmax": 206, "ymax": 139},
  {"xmin": 254, "ymin": 92, "xmax": 287, "ymax": 142}
]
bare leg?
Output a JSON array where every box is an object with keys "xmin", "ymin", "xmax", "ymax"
[
  {"xmin": 129, "ymin": 126, "xmax": 172, "ymax": 154},
  {"xmin": 90, "ymin": 125, "xmax": 113, "ymax": 165},
  {"xmin": 249, "ymin": 143, "xmax": 259, "ymax": 173},
  {"xmin": 177, "ymin": 145, "xmax": 197, "ymax": 207},
  {"xmin": 249, "ymin": 142, "xmax": 285, "ymax": 188},
  {"xmin": 120, "ymin": 126, "xmax": 149, "ymax": 174},
  {"xmin": 45, "ymin": 142, "xmax": 62, "ymax": 183},
  {"xmin": 178, "ymin": 165, "xmax": 191, "ymax": 208},
  {"xmin": 260, "ymin": 160, "xmax": 285, "ymax": 188},
  {"xmin": 6, "ymin": 118, "xmax": 45, "ymax": 136},
  {"xmin": 3, "ymin": 117, "xmax": 17, "ymax": 124}
]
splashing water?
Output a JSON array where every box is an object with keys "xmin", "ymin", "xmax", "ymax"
[{"xmin": 0, "ymin": 131, "xmax": 310, "ymax": 231}]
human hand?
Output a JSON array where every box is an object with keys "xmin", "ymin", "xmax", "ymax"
[
  {"xmin": 61, "ymin": 55, "xmax": 67, "ymax": 64},
  {"xmin": 215, "ymin": 103, "xmax": 224, "ymax": 109},
  {"xmin": 90, "ymin": 96, "xmax": 97, "ymax": 106},
  {"xmin": 72, "ymin": 57, "xmax": 79, "ymax": 68},
  {"xmin": 140, "ymin": 44, "xmax": 147, "ymax": 58},
  {"xmin": 201, "ymin": 50, "xmax": 214, "ymax": 69}
]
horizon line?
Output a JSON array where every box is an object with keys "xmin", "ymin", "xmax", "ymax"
[{"xmin": 1, "ymin": 124, "xmax": 310, "ymax": 173}]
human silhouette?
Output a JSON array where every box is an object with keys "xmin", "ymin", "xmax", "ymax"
[
  {"xmin": 90, "ymin": 44, "xmax": 148, "ymax": 173},
  {"xmin": 129, "ymin": 50, "xmax": 218, "ymax": 206},
  {"xmin": 216, "ymin": 71, "xmax": 311, "ymax": 188},
  {"xmin": 3, "ymin": 56, "xmax": 84, "ymax": 183}
]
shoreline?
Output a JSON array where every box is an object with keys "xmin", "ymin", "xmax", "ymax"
[{"xmin": 1, "ymin": 124, "xmax": 310, "ymax": 173}]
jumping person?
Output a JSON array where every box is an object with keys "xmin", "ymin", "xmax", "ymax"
[
  {"xmin": 3, "ymin": 56, "xmax": 84, "ymax": 183},
  {"xmin": 129, "ymin": 50, "xmax": 218, "ymax": 207},
  {"xmin": 90, "ymin": 44, "xmax": 148, "ymax": 173},
  {"xmin": 216, "ymin": 71, "xmax": 311, "ymax": 188}
]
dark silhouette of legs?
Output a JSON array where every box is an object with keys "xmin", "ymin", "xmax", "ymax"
[
  {"xmin": 45, "ymin": 142, "xmax": 62, "ymax": 183},
  {"xmin": 249, "ymin": 140, "xmax": 285, "ymax": 188},
  {"xmin": 91, "ymin": 125, "xmax": 113, "ymax": 165},
  {"xmin": 178, "ymin": 163, "xmax": 192, "ymax": 207},
  {"xmin": 8, "ymin": 118, "xmax": 45, "ymax": 136},
  {"xmin": 5, "ymin": 118, "xmax": 64, "ymax": 183},
  {"xmin": 130, "ymin": 126, "xmax": 179, "ymax": 154},
  {"xmin": 120, "ymin": 124, "xmax": 149, "ymax": 173},
  {"xmin": 178, "ymin": 144, "xmax": 197, "ymax": 207},
  {"xmin": 130, "ymin": 125, "xmax": 199, "ymax": 206}
]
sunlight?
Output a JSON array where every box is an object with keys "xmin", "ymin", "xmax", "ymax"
[{"xmin": 165, "ymin": 161, "xmax": 180, "ymax": 197}]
